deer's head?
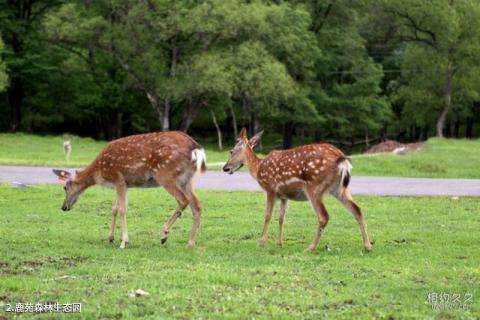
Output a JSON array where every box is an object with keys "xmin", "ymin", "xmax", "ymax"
[
  {"xmin": 52, "ymin": 169, "xmax": 84, "ymax": 211},
  {"xmin": 223, "ymin": 128, "xmax": 263, "ymax": 174}
]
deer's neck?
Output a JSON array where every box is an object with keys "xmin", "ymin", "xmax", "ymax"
[
  {"xmin": 74, "ymin": 163, "xmax": 96, "ymax": 190},
  {"xmin": 244, "ymin": 144, "xmax": 261, "ymax": 180}
]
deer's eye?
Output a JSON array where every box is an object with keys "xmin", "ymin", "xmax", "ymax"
[
  {"xmin": 230, "ymin": 150, "xmax": 233, "ymax": 155},
  {"xmin": 63, "ymin": 186, "xmax": 67, "ymax": 191}
]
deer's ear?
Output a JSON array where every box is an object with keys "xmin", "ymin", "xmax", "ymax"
[
  {"xmin": 239, "ymin": 128, "xmax": 248, "ymax": 140},
  {"xmin": 249, "ymin": 130, "xmax": 264, "ymax": 148},
  {"xmin": 52, "ymin": 169, "xmax": 71, "ymax": 182}
]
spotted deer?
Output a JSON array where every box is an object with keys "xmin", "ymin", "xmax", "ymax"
[
  {"xmin": 53, "ymin": 131, "xmax": 206, "ymax": 249},
  {"xmin": 223, "ymin": 128, "xmax": 372, "ymax": 252}
]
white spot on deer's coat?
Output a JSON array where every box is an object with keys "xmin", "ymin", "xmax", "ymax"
[{"xmin": 284, "ymin": 177, "xmax": 301, "ymax": 185}]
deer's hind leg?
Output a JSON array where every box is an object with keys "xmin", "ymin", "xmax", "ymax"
[
  {"xmin": 159, "ymin": 181, "xmax": 191, "ymax": 245},
  {"xmin": 115, "ymin": 182, "xmax": 129, "ymax": 249},
  {"xmin": 184, "ymin": 180, "xmax": 202, "ymax": 247},
  {"xmin": 304, "ymin": 184, "xmax": 330, "ymax": 252},
  {"xmin": 332, "ymin": 187, "xmax": 372, "ymax": 251}
]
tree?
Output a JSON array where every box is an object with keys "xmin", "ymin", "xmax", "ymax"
[
  {"xmin": 0, "ymin": 37, "xmax": 8, "ymax": 91},
  {"xmin": 301, "ymin": 0, "xmax": 392, "ymax": 145},
  {"xmin": 384, "ymin": 0, "xmax": 480, "ymax": 137},
  {"xmin": 0, "ymin": 0, "xmax": 63, "ymax": 131}
]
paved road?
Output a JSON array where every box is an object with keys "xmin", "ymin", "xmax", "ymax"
[{"xmin": 1, "ymin": 165, "xmax": 479, "ymax": 196}]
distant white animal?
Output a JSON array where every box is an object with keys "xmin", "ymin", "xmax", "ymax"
[{"xmin": 63, "ymin": 139, "xmax": 72, "ymax": 161}]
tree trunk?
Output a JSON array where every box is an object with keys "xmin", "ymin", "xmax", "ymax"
[
  {"xmin": 436, "ymin": 62, "xmax": 454, "ymax": 137},
  {"xmin": 466, "ymin": 117, "xmax": 474, "ymax": 138},
  {"xmin": 146, "ymin": 92, "xmax": 169, "ymax": 131},
  {"xmin": 453, "ymin": 119, "xmax": 460, "ymax": 138},
  {"xmin": 179, "ymin": 96, "xmax": 195, "ymax": 132},
  {"xmin": 8, "ymin": 29, "xmax": 24, "ymax": 132},
  {"xmin": 8, "ymin": 76, "xmax": 23, "ymax": 132},
  {"xmin": 162, "ymin": 97, "xmax": 170, "ymax": 131},
  {"xmin": 445, "ymin": 119, "xmax": 452, "ymax": 137},
  {"xmin": 314, "ymin": 129, "xmax": 322, "ymax": 142},
  {"xmin": 116, "ymin": 112, "xmax": 123, "ymax": 138},
  {"xmin": 229, "ymin": 104, "xmax": 238, "ymax": 140},
  {"xmin": 423, "ymin": 125, "xmax": 429, "ymax": 141},
  {"xmin": 210, "ymin": 109, "xmax": 222, "ymax": 150},
  {"xmin": 282, "ymin": 122, "xmax": 294, "ymax": 149},
  {"xmin": 365, "ymin": 129, "xmax": 369, "ymax": 150}
]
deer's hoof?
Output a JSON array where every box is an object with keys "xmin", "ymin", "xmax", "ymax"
[
  {"xmin": 119, "ymin": 241, "xmax": 129, "ymax": 249},
  {"xmin": 364, "ymin": 244, "xmax": 373, "ymax": 252},
  {"xmin": 161, "ymin": 237, "xmax": 168, "ymax": 244},
  {"xmin": 187, "ymin": 240, "xmax": 195, "ymax": 248},
  {"xmin": 307, "ymin": 244, "xmax": 316, "ymax": 252},
  {"xmin": 276, "ymin": 241, "xmax": 284, "ymax": 247},
  {"xmin": 257, "ymin": 238, "xmax": 267, "ymax": 247},
  {"xmin": 108, "ymin": 236, "xmax": 114, "ymax": 243}
]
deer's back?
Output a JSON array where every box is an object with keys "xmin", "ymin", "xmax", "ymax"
[
  {"xmin": 93, "ymin": 132, "xmax": 201, "ymax": 187},
  {"xmin": 257, "ymin": 143, "xmax": 344, "ymax": 199}
]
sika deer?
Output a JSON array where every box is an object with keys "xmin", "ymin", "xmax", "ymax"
[
  {"xmin": 223, "ymin": 128, "xmax": 372, "ymax": 252},
  {"xmin": 53, "ymin": 131, "xmax": 206, "ymax": 249}
]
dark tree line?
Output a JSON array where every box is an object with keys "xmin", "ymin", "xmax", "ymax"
[{"xmin": 0, "ymin": 0, "xmax": 479, "ymax": 148}]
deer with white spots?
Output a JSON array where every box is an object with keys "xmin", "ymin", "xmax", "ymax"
[
  {"xmin": 223, "ymin": 128, "xmax": 372, "ymax": 252},
  {"xmin": 53, "ymin": 131, "xmax": 206, "ymax": 249}
]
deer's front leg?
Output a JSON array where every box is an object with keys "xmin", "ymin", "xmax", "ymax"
[
  {"xmin": 115, "ymin": 183, "xmax": 129, "ymax": 249},
  {"xmin": 258, "ymin": 191, "xmax": 276, "ymax": 246},
  {"xmin": 108, "ymin": 199, "xmax": 119, "ymax": 242}
]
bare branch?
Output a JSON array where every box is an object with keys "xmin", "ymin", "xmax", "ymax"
[
  {"xmin": 313, "ymin": 0, "xmax": 336, "ymax": 33},
  {"xmin": 384, "ymin": 9, "xmax": 438, "ymax": 50}
]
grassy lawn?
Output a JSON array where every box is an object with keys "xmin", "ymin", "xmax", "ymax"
[
  {"xmin": 1, "ymin": 133, "xmax": 480, "ymax": 178},
  {"xmin": 352, "ymin": 138, "xmax": 480, "ymax": 179},
  {"xmin": 0, "ymin": 185, "xmax": 478, "ymax": 319}
]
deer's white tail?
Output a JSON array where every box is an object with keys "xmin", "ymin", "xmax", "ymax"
[
  {"xmin": 337, "ymin": 157, "xmax": 352, "ymax": 188},
  {"xmin": 191, "ymin": 148, "xmax": 207, "ymax": 174}
]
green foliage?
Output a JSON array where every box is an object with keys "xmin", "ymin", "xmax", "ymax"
[
  {"xmin": 384, "ymin": 0, "xmax": 480, "ymax": 133},
  {"xmin": 306, "ymin": 0, "xmax": 392, "ymax": 139},
  {"xmin": 0, "ymin": 187, "xmax": 479, "ymax": 318},
  {"xmin": 0, "ymin": 37, "xmax": 7, "ymax": 91},
  {"xmin": 0, "ymin": 0, "xmax": 479, "ymax": 141}
]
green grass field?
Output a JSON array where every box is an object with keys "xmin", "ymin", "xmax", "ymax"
[
  {"xmin": 0, "ymin": 185, "xmax": 478, "ymax": 319},
  {"xmin": 1, "ymin": 133, "xmax": 480, "ymax": 178}
]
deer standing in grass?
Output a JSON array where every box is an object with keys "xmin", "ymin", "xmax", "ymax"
[
  {"xmin": 53, "ymin": 132, "xmax": 206, "ymax": 249},
  {"xmin": 223, "ymin": 128, "xmax": 372, "ymax": 252}
]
